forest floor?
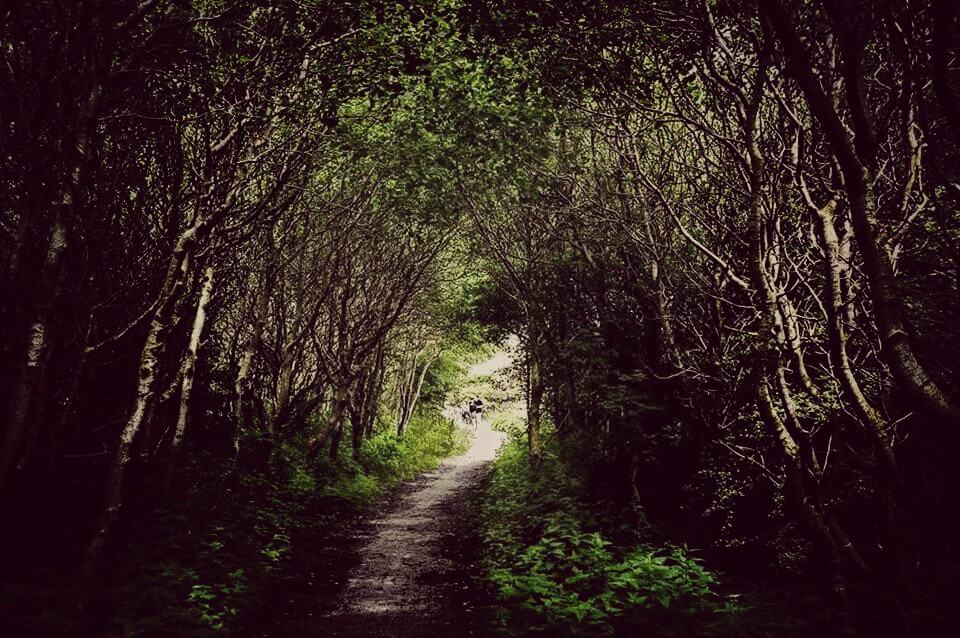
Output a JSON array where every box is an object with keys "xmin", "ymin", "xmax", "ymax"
[{"xmin": 242, "ymin": 411, "xmax": 507, "ymax": 638}]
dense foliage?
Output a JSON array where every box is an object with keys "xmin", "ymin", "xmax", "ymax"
[
  {"xmin": 461, "ymin": 1, "xmax": 960, "ymax": 635},
  {"xmin": 0, "ymin": 397, "xmax": 467, "ymax": 636},
  {"xmin": 1, "ymin": 0, "xmax": 959, "ymax": 635},
  {"xmin": 480, "ymin": 434, "xmax": 731, "ymax": 637}
]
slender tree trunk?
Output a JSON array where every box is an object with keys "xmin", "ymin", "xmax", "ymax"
[
  {"xmin": 1, "ymin": 163, "xmax": 53, "ymax": 397},
  {"xmin": 812, "ymin": 200, "xmax": 898, "ymax": 466},
  {"xmin": 268, "ymin": 351, "xmax": 295, "ymax": 437},
  {"xmin": 776, "ymin": 295, "xmax": 818, "ymax": 396},
  {"xmin": 394, "ymin": 363, "xmax": 414, "ymax": 436},
  {"xmin": 0, "ymin": 79, "xmax": 103, "ymax": 498},
  {"xmin": 83, "ymin": 222, "xmax": 200, "ymax": 572},
  {"xmin": 615, "ymin": 152, "xmax": 682, "ymax": 376},
  {"xmin": 763, "ymin": 0, "xmax": 960, "ymax": 425},
  {"xmin": 1, "ymin": 221, "xmax": 69, "ymax": 495},
  {"xmin": 774, "ymin": 367, "xmax": 823, "ymax": 479},
  {"xmin": 526, "ymin": 337, "xmax": 544, "ymax": 472},
  {"xmin": 559, "ymin": 367, "xmax": 583, "ymax": 434},
  {"xmin": 397, "ymin": 348, "xmax": 438, "ymax": 437},
  {"xmin": 233, "ymin": 257, "xmax": 274, "ymax": 458},
  {"xmin": 84, "ymin": 314, "xmax": 164, "ymax": 572},
  {"xmin": 742, "ymin": 54, "xmax": 847, "ymax": 602},
  {"xmin": 139, "ymin": 284, "xmax": 197, "ymax": 457},
  {"xmin": 651, "ymin": 274, "xmax": 680, "ymax": 373},
  {"xmin": 365, "ymin": 346, "xmax": 386, "ymax": 438},
  {"xmin": 627, "ymin": 451, "xmax": 642, "ymax": 508},
  {"xmin": 349, "ymin": 397, "xmax": 364, "ymax": 462},
  {"xmin": 166, "ymin": 264, "xmax": 215, "ymax": 482},
  {"xmin": 329, "ymin": 417, "xmax": 344, "ymax": 461},
  {"xmin": 395, "ymin": 348, "xmax": 420, "ymax": 437},
  {"xmin": 752, "ymin": 227, "xmax": 848, "ymax": 604},
  {"xmin": 808, "ymin": 195, "xmax": 911, "ymax": 593},
  {"xmin": 760, "ymin": 379, "xmax": 848, "ymax": 602},
  {"xmin": 348, "ymin": 366, "xmax": 371, "ymax": 461},
  {"xmin": 305, "ymin": 388, "xmax": 348, "ymax": 462}
]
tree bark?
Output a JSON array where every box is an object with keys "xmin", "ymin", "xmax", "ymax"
[
  {"xmin": 349, "ymin": 393, "xmax": 365, "ymax": 462},
  {"xmin": 305, "ymin": 389, "xmax": 349, "ymax": 462},
  {"xmin": 233, "ymin": 252, "xmax": 274, "ymax": 457},
  {"xmin": 83, "ymin": 222, "xmax": 201, "ymax": 572},
  {"xmin": 526, "ymin": 336, "xmax": 545, "ymax": 472},
  {"xmin": 775, "ymin": 294, "xmax": 818, "ymax": 396},
  {"xmin": 742, "ymin": 50, "xmax": 847, "ymax": 602},
  {"xmin": 397, "ymin": 348, "xmax": 439, "ymax": 437},
  {"xmin": 268, "ymin": 352, "xmax": 296, "ymax": 437},
  {"xmin": 364, "ymin": 345, "xmax": 387, "ymax": 439},
  {"xmin": 166, "ymin": 264, "xmax": 216, "ymax": 482},
  {"xmin": 762, "ymin": 0, "xmax": 960, "ymax": 425},
  {"xmin": 0, "ymin": 78, "xmax": 102, "ymax": 498}
]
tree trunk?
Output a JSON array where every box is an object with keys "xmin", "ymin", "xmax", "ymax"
[
  {"xmin": 763, "ymin": 0, "xmax": 960, "ymax": 425},
  {"xmin": 268, "ymin": 351, "xmax": 295, "ymax": 437},
  {"xmin": 329, "ymin": 418, "xmax": 344, "ymax": 461},
  {"xmin": 233, "ymin": 255, "xmax": 274, "ymax": 458},
  {"xmin": 0, "ymin": 79, "xmax": 103, "ymax": 498},
  {"xmin": 808, "ymin": 199, "xmax": 913, "ymax": 594},
  {"xmin": 760, "ymin": 379, "xmax": 848, "ymax": 603},
  {"xmin": 742, "ymin": 54, "xmax": 847, "ymax": 603},
  {"xmin": 364, "ymin": 346, "xmax": 387, "ymax": 438},
  {"xmin": 83, "ymin": 223, "xmax": 200, "ymax": 572},
  {"xmin": 349, "ymin": 398, "xmax": 364, "ymax": 462},
  {"xmin": 526, "ymin": 340, "xmax": 544, "ymax": 472},
  {"xmin": 775, "ymin": 294, "xmax": 818, "ymax": 396},
  {"xmin": 397, "ymin": 348, "xmax": 438, "ymax": 437},
  {"xmin": 394, "ymin": 364, "xmax": 414, "ymax": 436},
  {"xmin": 305, "ymin": 389, "xmax": 348, "ymax": 462},
  {"xmin": 753, "ymin": 229, "xmax": 848, "ymax": 604},
  {"xmin": 166, "ymin": 264, "xmax": 216, "ymax": 482}
]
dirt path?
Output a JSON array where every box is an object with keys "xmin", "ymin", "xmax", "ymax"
[{"xmin": 246, "ymin": 422, "xmax": 505, "ymax": 638}]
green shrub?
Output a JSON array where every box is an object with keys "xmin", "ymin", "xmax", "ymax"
[
  {"xmin": 10, "ymin": 407, "xmax": 469, "ymax": 637},
  {"xmin": 0, "ymin": 385, "xmax": 474, "ymax": 636},
  {"xmin": 322, "ymin": 469, "xmax": 383, "ymax": 506},
  {"xmin": 318, "ymin": 406, "xmax": 468, "ymax": 508},
  {"xmin": 480, "ymin": 436, "xmax": 739, "ymax": 637}
]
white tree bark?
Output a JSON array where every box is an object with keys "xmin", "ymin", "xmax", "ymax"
[
  {"xmin": 168, "ymin": 264, "xmax": 216, "ymax": 471},
  {"xmin": 83, "ymin": 223, "xmax": 199, "ymax": 570}
]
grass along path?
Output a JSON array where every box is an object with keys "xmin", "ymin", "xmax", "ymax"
[
  {"xmin": 244, "ymin": 347, "xmax": 512, "ymax": 637},
  {"xmin": 310, "ymin": 419, "xmax": 505, "ymax": 637}
]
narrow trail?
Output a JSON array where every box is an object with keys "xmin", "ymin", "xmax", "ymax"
[
  {"xmin": 323, "ymin": 422, "xmax": 505, "ymax": 637},
  {"xmin": 247, "ymin": 421, "xmax": 506, "ymax": 638}
]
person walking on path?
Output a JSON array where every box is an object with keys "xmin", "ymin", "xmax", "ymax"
[{"xmin": 470, "ymin": 398, "xmax": 484, "ymax": 429}]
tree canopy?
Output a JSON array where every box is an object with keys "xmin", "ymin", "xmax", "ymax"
[{"xmin": 1, "ymin": 0, "xmax": 959, "ymax": 635}]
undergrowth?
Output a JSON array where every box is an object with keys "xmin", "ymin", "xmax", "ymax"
[
  {"xmin": 477, "ymin": 432, "xmax": 863, "ymax": 637},
  {"xmin": 323, "ymin": 409, "xmax": 470, "ymax": 506},
  {"xmin": 479, "ymin": 436, "xmax": 742, "ymax": 637},
  {"xmin": 0, "ymin": 407, "xmax": 466, "ymax": 637}
]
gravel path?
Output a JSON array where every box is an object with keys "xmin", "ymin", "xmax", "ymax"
[{"xmin": 245, "ymin": 421, "xmax": 505, "ymax": 638}]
